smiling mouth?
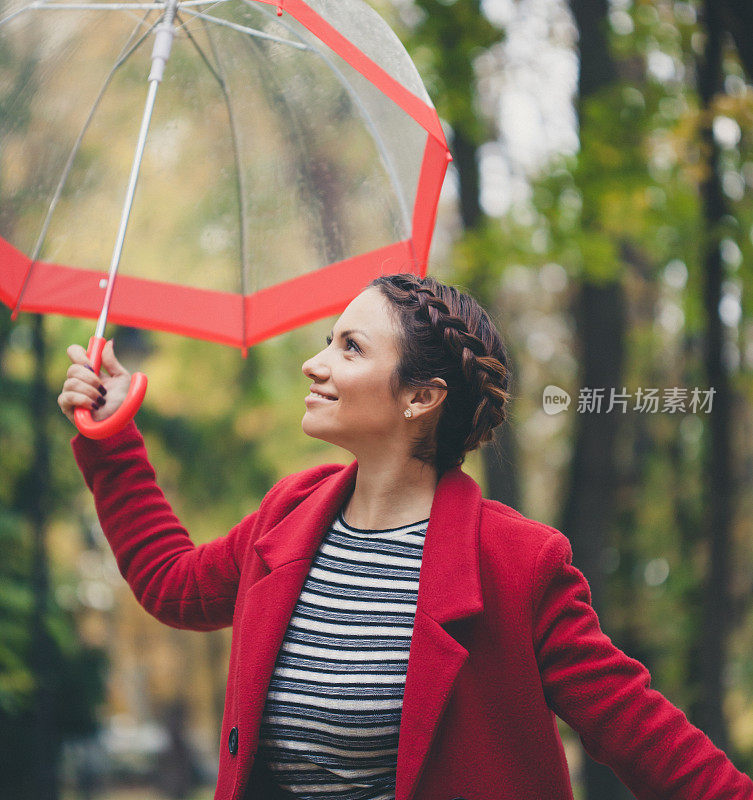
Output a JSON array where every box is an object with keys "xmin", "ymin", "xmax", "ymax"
[{"xmin": 306, "ymin": 392, "xmax": 337, "ymax": 401}]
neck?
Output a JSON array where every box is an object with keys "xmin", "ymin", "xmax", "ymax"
[{"xmin": 343, "ymin": 449, "xmax": 439, "ymax": 530}]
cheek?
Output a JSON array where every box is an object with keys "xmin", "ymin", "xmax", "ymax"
[
  {"xmin": 360, "ymin": 380, "xmax": 398, "ymax": 413},
  {"xmin": 336, "ymin": 359, "xmax": 398, "ymax": 402}
]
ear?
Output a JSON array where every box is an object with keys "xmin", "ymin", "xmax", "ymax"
[{"xmin": 405, "ymin": 378, "xmax": 447, "ymax": 419}]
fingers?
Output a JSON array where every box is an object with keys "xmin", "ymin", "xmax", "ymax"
[
  {"xmin": 100, "ymin": 339, "xmax": 128, "ymax": 378},
  {"xmin": 62, "ymin": 373, "xmax": 106, "ymax": 406},
  {"xmin": 67, "ymin": 343, "xmax": 91, "ymax": 366},
  {"xmin": 60, "ymin": 343, "xmax": 108, "ymax": 425},
  {"xmin": 57, "ymin": 388, "xmax": 105, "ymax": 420},
  {"xmin": 57, "ymin": 383, "xmax": 106, "ymax": 424},
  {"xmin": 65, "ymin": 360, "xmax": 105, "ymax": 390}
]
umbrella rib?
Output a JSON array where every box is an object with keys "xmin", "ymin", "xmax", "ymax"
[
  {"xmin": 311, "ymin": 46, "xmax": 413, "ymax": 242},
  {"xmin": 241, "ymin": 28, "xmax": 342, "ymax": 268},
  {"xmin": 11, "ymin": 14, "xmax": 159, "ymax": 317},
  {"xmin": 14, "ymin": 0, "xmax": 228, "ymax": 10},
  {"xmin": 177, "ymin": 8, "xmax": 308, "ymax": 51},
  {"xmin": 174, "ymin": 0, "xmax": 228, "ymax": 20},
  {"xmin": 20, "ymin": 2, "xmax": 166, "ymax": 9},
  {"xmin": 249, "ymin": 0, "xmax": 413, "ymax": 242},
  {"xmin": 0, "ymin": 3, "xmax": 39, "ymax": 27},
  {"xmin": 178, "ymin": 14, "xmax": 252, "ymax": 348}
]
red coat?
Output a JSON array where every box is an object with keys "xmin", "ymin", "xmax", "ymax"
[{"xmin": 72, "ymin": 423, "xmax": 753, "ymax": 800}]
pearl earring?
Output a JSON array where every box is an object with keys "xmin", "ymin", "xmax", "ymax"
[{"xmin": 403, "ymin": 409, "xmax": 413, "ymax": 418}]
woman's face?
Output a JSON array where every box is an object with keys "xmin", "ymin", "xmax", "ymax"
[{"xmin": 301, "ymin": 287, "xmax": 408, "ymax": 455}]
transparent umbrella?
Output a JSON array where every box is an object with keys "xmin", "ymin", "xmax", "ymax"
[{"xmin": 0, "ymin": 0, "xmax": 450, "ymax": 436}]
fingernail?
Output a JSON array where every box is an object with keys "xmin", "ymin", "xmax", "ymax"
[
  {"xmin": 90, "ymin": 402, "xmax": 98, "ymax": 411},
  {"xmin": 96, "ymin": 395, "xmax": 106, "ymax": 407},
  {"xmin": 85, "ymin": 365, "xmax": 96, "ymax": 373},
  {"xmin": 97, "ymin": 384, "xmax": 107, "ymax": 396}
]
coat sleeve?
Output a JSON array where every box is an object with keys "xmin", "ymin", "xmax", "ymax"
[
  {"xmin": 532, "ymin": 531, "xmax": 753, "ymax": 800},
  {"xmin": 72, "ymin": 421, "xmax": 267, "ymax": 632}
]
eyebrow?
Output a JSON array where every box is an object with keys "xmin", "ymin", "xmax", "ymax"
[{"xmin": 328, "ymin": 328, "xmax": 370, "ymax": 340}]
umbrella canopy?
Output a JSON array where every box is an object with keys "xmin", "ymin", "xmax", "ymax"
[{"xmin": 0, "ymin": 0, "xmax": 450, "ymax": 351}]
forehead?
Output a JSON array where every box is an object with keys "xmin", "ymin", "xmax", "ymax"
[{"xmin": 334, "ymin": 288, "xmax": 399, "ymax": 341}]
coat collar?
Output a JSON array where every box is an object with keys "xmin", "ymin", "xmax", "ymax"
[
  {"xmin": 253, "ymin": 458, "xmax": 484, "ymax": 626},
  {"xmin": 251, "ymin": 459, "xmax": 484, "ymax": 800}
]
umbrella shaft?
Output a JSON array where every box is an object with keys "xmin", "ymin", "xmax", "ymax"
[
  {"xmin": 96, "ymin": 0, "xmax": 178, "ymax": 339},
  {"xmin": 95, "ymin": 77, "xmax": 159, "ymax": 338}
]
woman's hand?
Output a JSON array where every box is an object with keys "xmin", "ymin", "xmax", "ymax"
[{"xmin": 57, "ymin": 340, "xmax": 132, "ymax": 425}]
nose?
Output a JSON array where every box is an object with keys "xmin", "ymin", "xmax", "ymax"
[{"xmin": 302, "ymin": 346, "xmax": 330, "ymax": 380}]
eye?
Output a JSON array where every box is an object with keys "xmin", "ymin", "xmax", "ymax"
[{"xmin": 325, "ymin": 335, "xmax": 360, "ymax": 353}]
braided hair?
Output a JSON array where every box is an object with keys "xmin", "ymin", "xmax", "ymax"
[{"xmin": 369, "ymin": 273, "xmax": 512, "ymax": 475}]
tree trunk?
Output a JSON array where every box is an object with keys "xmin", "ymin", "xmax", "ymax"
[
  {"xmin": 569, "ymin": 0, "xmax": 617, "ymax": 93},
  {"xmin": 451, "ymin": 128, "xmax": 482, "ymax": 231},
  {"xmin": 720, "ymin": 0, "xmax": 753, "ymax": 79},
  {"xmin": 29, "ymin": 314, "xmax": 59, "ymax": 800},
  {"xmin": 560, "ymin": 284, "xmax": 632, "ymax": 799},
  {"xmin": 566, "ymin": 2, "xmax": 631, "ymax": 797},
  {"xmin": 694, "ymin": 0, "xmax": 733, "ymax": 750}
]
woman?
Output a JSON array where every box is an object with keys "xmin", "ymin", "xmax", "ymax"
[{"xmin": 58, "ymin": 274, "xmax": 752, "ymax": 800}]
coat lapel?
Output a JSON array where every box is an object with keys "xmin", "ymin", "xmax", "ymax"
[
  {"xmin": 253, "ymin": 460, "xmax": 359, "ymax": 571},
  {"xmin": 395, "ymin": 466, "xmax": 484, "ymax": 800},
  {"xmin": 246, "ymin": 460, "xmax": 483, "ymax": 800}
]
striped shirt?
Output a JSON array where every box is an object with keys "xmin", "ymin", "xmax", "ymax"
[{"xmin": 256, "ymin": 508, "xmax": 429, "ymax": 800}]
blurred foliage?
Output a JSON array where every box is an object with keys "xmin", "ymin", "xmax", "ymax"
[
  {"xmin": 402, "ymin": 0, "xmax": 504, "ymax": 143},
  {"xmin": 0, "ymin": 317, "xmax": 108, "ymax": 795}
]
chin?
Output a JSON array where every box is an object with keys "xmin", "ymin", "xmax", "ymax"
[
  {"xmin": 302, "ymin": 417, "xmax": 348, "ymax": 451},
  {"xmin": 301, "ymin": 415, "xmax": 330, "ymax": 441}
]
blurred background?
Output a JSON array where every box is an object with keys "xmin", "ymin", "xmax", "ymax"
[{"xmin": 2, "ymin": 0, "xmax": 753, "ymax": 798}]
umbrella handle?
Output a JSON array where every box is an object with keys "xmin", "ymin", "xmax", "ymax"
[{"xmin": 74, "ymin": 336, "xmax": 148, "ymax": 440}]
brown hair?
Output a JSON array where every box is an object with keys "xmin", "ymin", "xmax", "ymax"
[{"xmin": 369, "ymin": 273, "xmax": 512, "ymax": 475}]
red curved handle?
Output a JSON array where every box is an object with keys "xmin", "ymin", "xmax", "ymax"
[{"xmin": 74, "ymin": 336, "xmax": 148, "ymax": 440}]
